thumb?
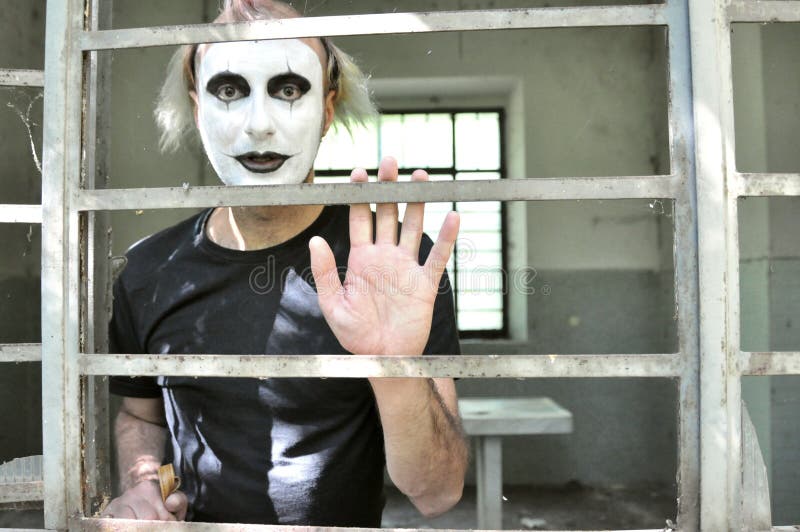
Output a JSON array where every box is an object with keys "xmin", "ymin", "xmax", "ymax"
[
  {"xmin": 309, "ymin": 236, "xmax": 343, "ymax": 311},
  {"xmin": 165, "ymin": 491, "xmax": 188, "ymax": 521}
]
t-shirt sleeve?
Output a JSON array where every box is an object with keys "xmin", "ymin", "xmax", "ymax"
[
  {"xmin": 108, "ymin": 276, "xmax": 161, "ymax": 398},
  {"xmin": 419, "ymin": 234, "xmax": 461, "ymax": 356}
]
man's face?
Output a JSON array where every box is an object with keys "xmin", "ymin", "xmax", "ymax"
[{"xmin": 195, "ymin": 39, "xmax": 326, "ymax": 186}]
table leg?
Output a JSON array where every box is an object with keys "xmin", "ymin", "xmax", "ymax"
[{"xmin": 475, "ymin": 435, "xmax": 503, "ymax": 529}]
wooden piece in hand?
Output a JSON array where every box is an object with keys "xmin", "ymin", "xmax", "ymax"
[{"xmin": 157, "ymin": 464, "xmax": 181, "ymax": 502}]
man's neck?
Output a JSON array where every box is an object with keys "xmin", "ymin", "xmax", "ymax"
[{"xmin": 206, "ymin": 204, "xmax": 325, "ymax": 251}]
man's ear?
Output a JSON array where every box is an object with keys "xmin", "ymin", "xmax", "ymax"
[
  {"xmin": 190, "ymin": 90, "xmax": 200, "ymax": 127},
  {"xmin": 321, "ymin": 90, "xmax": 336, "ymax": 137}
]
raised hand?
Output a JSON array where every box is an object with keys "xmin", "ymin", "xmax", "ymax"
[{"xmin": 309, "ymin": 156, "xmax": 460, "ymax": 356}]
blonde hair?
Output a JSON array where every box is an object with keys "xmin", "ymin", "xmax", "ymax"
[{"xmin": 155, "ymin": 0, "xmax": 375, "ymax": 153}]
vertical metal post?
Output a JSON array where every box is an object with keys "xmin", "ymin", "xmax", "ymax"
[
  {"xmin": 688, "ymin": 0, "xmax": 742, "ymax": 529},
  {"xmin": 81, "ymin": 0, "xmax": 113, "ymax": 515},
  {"xmin": 666, "ymin": 0, "xmax": 701, "ymax": 528},
  {"xmin": 42, "ymin": 0, "xmax": 86, "ymax": 527}
]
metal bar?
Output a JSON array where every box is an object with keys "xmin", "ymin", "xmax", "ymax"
[
  {"xmin": 41, "ymin": 0, "xmax": 85, "ymax": 527},
  {"xmin": 77, "ymin": 176, "xmax": 680, "ymax": 211},
  {"xmin": 0, "ymin": 69, "xmax": 44, "ymax": 88},
  {"xmin": 0, "ymin": 343, "xmax": 42, "ymax": 363},
  {"xmin": 80, "ymin": 353, "xmax": 682, "ymax": 379},
  {"xmin": 688, "ymin": 0, "xmax": 742, "ymax": 529},
  {"xmin": 665, "ymin": 0, "xmax": 702, "ymax": 528},
  {"xmin": 80, "ymin": 5, "xmax": 667, "ymax": 51},
  {"xmin": 728, "ymin": 0, "xmax": 800, "ymax": 23},
  {"xmin": 0, "ymin": 205, "xmax": 43, "ymax": 224},
  {"xmin": 0, "ymin": 481, "xmax": 43, "ymax": 504},
  {"xmin": 741, "ymin": 352, "xmax": 800, "ymax": 376},
  {"xmin": 736, "ymin": 173, "xmax": 800, "ymax": 197},
  {"xmin": 81, "ymin": 0, "xmax": 114, "ymax": 516}
]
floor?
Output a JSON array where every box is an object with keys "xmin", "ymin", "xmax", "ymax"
[{"xmin": 1, "ymin": 483, "xmax": 676, "ymax": 530}]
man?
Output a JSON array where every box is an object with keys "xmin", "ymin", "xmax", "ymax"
[{"xmin": 102, "ymin": 0, "xmax": 468, "ymax": 526}]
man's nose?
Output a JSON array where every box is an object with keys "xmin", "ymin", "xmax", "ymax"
[{"xmin": 244, "ymin": 96, "xmax": 277, "ymax": 140}]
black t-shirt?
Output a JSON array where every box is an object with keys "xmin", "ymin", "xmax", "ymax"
[{"xmin": 109, "ymin": 205, "xmax": 460, "ymax": 526}]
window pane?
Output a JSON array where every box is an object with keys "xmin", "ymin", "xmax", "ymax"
[
  {"xmin": 455, "ymin": 113, "xmax": 501, "ymax": 171},
  {"xmin": 458, "ymin": 291, "xmax": 504, "ymax": 312},
  {"xmin": 316, "ymin": 120, "xmax": 379, "ymax": 170},
  {"xmin": 458, "ymin": 309, "xmax": 504, "ymax": 331},
  {"xmin": 381, "ymin": 113, "xmax": 453, "ymax": 169}
]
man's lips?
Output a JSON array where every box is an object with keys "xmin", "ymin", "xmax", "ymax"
[{"xmin": 233, "ymin": 152, "xmax": 291, "ymax": 173}]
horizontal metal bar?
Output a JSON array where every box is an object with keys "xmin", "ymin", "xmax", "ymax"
[
  {"xmin": 741, "ymin": 352, "xmax": 800, "ymax": 376},
  {"xmin": 80, "ymin": 5, "xmax": 666, "ymax": 51},
  {"xmin": 729, "ymin": 0, "xmax": 800, "ymax": 23},
  {"xmin": 0, "ymin": 344, "xmax": 42, "ymax": 363},
  {"xmin": 77, "ymin": 176, "xmax": 678, "ymax": 211},
  {"xmin": 74, "ymin": 517, "xmax": 662, "ymax": 532},
  {"xmin": 0, "ymin": 481, "xmax": 43, "ymax": 504},
  {"xmin": 81, "ymin": 353, "xmax": 681, "ymax": 379},
  {"xmin": 0, "ymin": 205, "xmax": 43, "ymax": 224},
  {"xmin": 736, "ymin": 173, "xmax": 800, "ymax": 197},
  {"xmin": 0, "ymin": 69, "xmax": 44, "ymax": 88}
]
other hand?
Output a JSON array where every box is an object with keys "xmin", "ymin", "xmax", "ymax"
[{"xmin": 100, "ymin": 479, "xmax": 187, "ymax": 521}]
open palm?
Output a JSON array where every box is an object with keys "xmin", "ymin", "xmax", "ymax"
[{"xmin": 309, "ymin": 157, "xmax": 460, "ymax": 356}]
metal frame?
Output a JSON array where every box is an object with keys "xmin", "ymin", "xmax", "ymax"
[{"xmin": 9, "ymin": 0, "xmax": 794, "ymax": 531}]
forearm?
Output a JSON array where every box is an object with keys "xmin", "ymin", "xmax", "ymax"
[
  {"xmin": 369, "ymin": 377, "xmax": 468, "ymax": 517},
  {"xmin": 114, "ymin": 408, "xmax": 168, "ymax": 492}
]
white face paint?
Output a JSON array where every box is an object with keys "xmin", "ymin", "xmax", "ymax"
[{"xmin": 195, "ymin": 39, "xmax": 326, "ymax": 186}]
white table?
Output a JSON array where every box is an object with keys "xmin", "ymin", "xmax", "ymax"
[{"xmin": 458, "ymin": 397, "xmax": 574, "ymax": 529}]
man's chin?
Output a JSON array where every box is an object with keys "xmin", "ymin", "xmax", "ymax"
[{"xmin": 216, "ymin": 172, "xmax": 309, "ymax": 188}]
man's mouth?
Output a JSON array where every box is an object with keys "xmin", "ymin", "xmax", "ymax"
[{"xmin": 233, "ymin": 152, "xmax": 291, "ymax": 173}]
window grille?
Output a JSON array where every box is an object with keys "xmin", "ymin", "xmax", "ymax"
[
  {"xmin": 0, "ymin": 0, "xmax": 796, "ymax": 531},
  {"xmin": 315, "ymin": 109, "xmax": 507, "ymax": 337}
]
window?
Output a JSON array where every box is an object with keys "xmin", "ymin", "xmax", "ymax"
[{"xmin": 315, "ymin": 110, "xmax": 507, "ymax": 338}]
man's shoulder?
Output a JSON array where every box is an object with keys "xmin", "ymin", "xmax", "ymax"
[{"xmin": 120, "ymin": 210, "xmax": 209, "ymax": 279}]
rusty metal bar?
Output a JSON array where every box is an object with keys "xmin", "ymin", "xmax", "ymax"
[
  {"xmin": 76, "ymin": 176, "xmax": 679, "ymax": 211},
  {"xmin": 0, "ymin": 69, "xmax": 44, "ymax": 87},
  {"xmin": 79, "ymin": 5, "xmax": 666, "ymax": 51},
  {"xmin": 0, "ymin": 205, "xmax": 43, "ymax": 224},
  {"xmin": 736, "ymin": 173, "xmax": 800, "ymax": 197},
  {"xmin": 79, "ymin": 353, "xmax": 682, "ymax": 379},
  {"xmin": 0, "ymin": 481, "xmax": 43, "ymax": 504},
  {"xmin": 0, "ymin": 343, "xmax": 42, "ymax": 363},
  {"xmin": 728, "ymin": 0, "xmax": 800, "ymax": 23},
  {"xmin": 665, "ymin": 0, "xmax": 702, "ymax": 528},
  {"xmin": 741, "ymin": 352, "xmax": 800, "ymax": 376}
]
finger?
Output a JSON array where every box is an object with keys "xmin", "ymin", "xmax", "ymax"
[
  {"xmin": 375, "ymin": 156, "xmax": 399, "ymax": 245},
  {"xmin": 127, "ymin": 499, "xmax": 162, "ymax": 521},
  {"xmin": 102, "ymin": 502, "xmax": 135, "ymax": 520},
  {"xmin": 349, "ymin": 168, "xmax": 372, "ymax": 247},
  {"xmin": 309, "ymin": 236, "xmax": 343, "ymax": 317},
  {"xmin": 423, "ymin": 211, "xmax": 460, "ymax": 289},
  {"xmin": 399, "ymin": 169, "xmax": 428, "ymax": 257},
  {"xmin": 165, "ymin": 491, "xmax": 189, "ymax": 521}
]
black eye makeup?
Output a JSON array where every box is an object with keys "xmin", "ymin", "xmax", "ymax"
[
  {"xmin": 268, "ymin": 74, "xmax": 312, "ymax": 103},
  {"xmin": 207, "ymin": 72, "xmax": 251, "ymax": 103}
]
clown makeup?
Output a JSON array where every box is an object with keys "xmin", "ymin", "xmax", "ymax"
[{"xmin": 195, "ymin": 39, "xmax": 326, "ymax": 186}]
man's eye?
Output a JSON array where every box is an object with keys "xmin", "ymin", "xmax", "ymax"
[
  {"xmin": 275, "ymin": 83, "xmax": 302, "ymax": 102},
  {"xmin": 216, "ymin": 84, "xmax": 244, "ymax": 102}
]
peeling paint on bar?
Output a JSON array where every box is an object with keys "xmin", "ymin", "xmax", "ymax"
[
  {"xmin": 73, "ymin": 517, "xmax": 664, "ymax": 531},
  {"xmin": 728, "ymin": 0, "xmax": 800, "ymax": 23},
  {"xmin": 79, "ymin": 353, "xmax": 681, "ymax": 379},
  {"xmin": 77, "ymin": 176, "xmax": 679, "ymax": 211},
  {"xmin": 0, "ymin": 481, "xmax": 44, "ymax": 504},
  {"xmin": 0, "ymin": 205, "xmax": 43, "ymax": 224},
  {"xmin": 79, "ymin": 6, "xmax": 667, "ymax": 51},
  {"xmin": 735, "ymin": 173, "xmax": 800, "ymax": 197},
  {"xmin": 0, "ymin": 69, "xmax": 44, "ymax": 87},
  {"xmin": 0, "ymin": 343, "xmax": 42, "ymax": 363},
  {"xmin": 740, "ymin": 352, "xmax": 800, "ymax": 376}
]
